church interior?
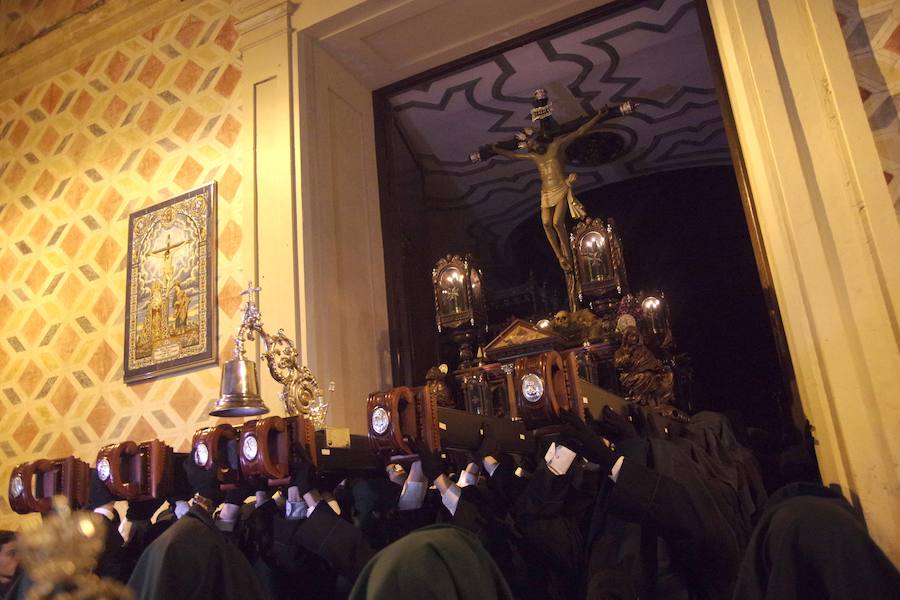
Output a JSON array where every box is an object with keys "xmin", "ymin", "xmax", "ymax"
[{"xmin": 0, "ymin": 0, "xmax": 898, "ymax": 597}]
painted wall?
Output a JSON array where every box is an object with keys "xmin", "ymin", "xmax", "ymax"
[
  {"xmin": 0, "ymin": 0, "xmax": 104, "ymax": 58},
  {"xmin": 835, "ymin": 0, "xmax": 900, "ymax": 215},
  {"xmin": 0, "ymin": 0, "xmax": 249, "ymax": 528}
]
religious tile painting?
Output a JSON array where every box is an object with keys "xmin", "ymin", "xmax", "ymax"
[{"xmin": 124, "ymin": 182, "xmax": 217, "ymax": 382}]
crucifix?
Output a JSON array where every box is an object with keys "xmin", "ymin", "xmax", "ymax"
[
  {"xmin": 240, "ymin": 281, "xmax": 262, "ymax": 304},
  {"xmin": 149, "ymin": 234, "xmax": 187, "ymax": 293},
  {"xmin": 469, "ymin": 92, "xmax": 635, "ymax": 311},
  {"xmin": 234, "ymin": 282, "xmax": 263, "ymax": 356}
]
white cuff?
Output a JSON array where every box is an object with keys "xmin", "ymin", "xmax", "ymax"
[
  {"xmin": 216, "ymin": 519, "xmax": 236, "ymax": 533},
  {"xmin": 440, "ymin": 483, "xmax": 462, "ymax": 516},
  {"xmin": 285, "ymin": 499, "xmax": 309, "ymax": 520},
  {"xmin": 397, "ymin": 480, "xmax": 427, "ymax": 511},
  {"xmin": 326, "ymin": 498, "xmax": 341, "ymax": 516},
  {"xmin": 544, "ymin": 442, "xmax": 577, "ymax": 476},
  {"xmin": 218, "ymin": 503, "xmax": 240, "ymax": 523},
  {"xmin": 93, "ymin": 506, "xmax": 115, "ymax": 521},
  {"xmin": 173, "ymin": 500, "xmax": 190, "ymax": 519},
  {"xmin": 458, "ymin": 470, "xmax": 478, "ymax": 488},
  {"xmin": 609, "ymin": 456, "xmax": 625, "ymax": 482}
]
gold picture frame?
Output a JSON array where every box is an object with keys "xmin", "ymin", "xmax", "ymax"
[{"xmin": 124, "ymin": 182, "xmax": 218, "ymax": 383}]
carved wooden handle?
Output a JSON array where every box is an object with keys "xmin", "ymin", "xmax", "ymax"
[
  {"xmin": 103, "ymin": 441, "xmax": 140, "ymax": 499},
  {"xmin": 9, "ymin": 460, "xmax": 53, "ymax": 513},
  {"xmin": 266, "ymin": 415, "xmax": 317, "ymax": 486},
  {"xmin": 514, "ymin": 351, "xmax": 567, "ymax": 430},
  {"xmin": 257, "ymin": 416, "xmax": 288, "ymax": 480},
  {"xmin": 367, "ymin": 387, "xmax": 418, "ymax": 459},
  {"xmin": 143, "ymin": 439, "xmax": 173, "ymax": 501},
  {"xmin": 193, "ymin": 424, "xmax": 239, "ymax": 484}
]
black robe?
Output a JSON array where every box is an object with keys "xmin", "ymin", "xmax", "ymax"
[
  {"xmin": 632, "ymin": 436, "xmax": 742, "ymax": 599},
  {"xmin": 348, "ymin": 524, "xmax": 514, "ymax": 600},
  {"xmin": 512, "ymin": 461, "xmax": 590, "ymax": 600},
  {"xmin": 127, "ymin": 505, "xmax": 266, "ymax": 600},
  {"xmin": 273, "ymin": 502, "xmax": 376, "ymax": 584},
  {"xmin": 258, "ymin": 500, "xmax": 339, "ymax": 600},
  {"xmin": 547, "ymin": 435, "xmax": 741, "ymax": 599},
  {"xmin": 732, "ymin": 483, "xmax": 900, "ymax": 600}
]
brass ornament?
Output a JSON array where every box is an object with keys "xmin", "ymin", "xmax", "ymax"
[
  {"xmin": 18, "ymin": 497, "xmax": 133, "ymax": 600},
  {"xmin": 211, "ymin": 283, "xmax": 327, "ymax": 424}
]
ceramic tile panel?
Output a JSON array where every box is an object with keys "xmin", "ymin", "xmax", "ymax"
[{"xmin": 0, "ymin": 0, "xmax": 249, "ymax": 527}]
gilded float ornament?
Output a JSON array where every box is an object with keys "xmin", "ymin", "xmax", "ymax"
[{"xmin": 18, "ymin": 497, "xmax": 133, "ymax": 599}]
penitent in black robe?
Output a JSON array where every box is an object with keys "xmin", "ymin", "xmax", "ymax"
[
  {"xmin": 349, "ymin": 524, "xmax": 514, "ymax": 600},
  {"xmin": 127, "ymin": 505, "xmax": 267, "ymax": 600},
  {"xmin": 732, "ymin": 483, "xmax": 900, "ymax": 600}
]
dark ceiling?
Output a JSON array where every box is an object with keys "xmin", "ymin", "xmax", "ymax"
[{"xmin": 386, "ymin": 0, "xmax": 731, "ymax": 276}]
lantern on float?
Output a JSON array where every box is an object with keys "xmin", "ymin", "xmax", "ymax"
[
  {"xmin": 432, "ymin": 255, "xmax": 486, "ymax": 333},
  {"xmin": 640, "ymin": 293, "xmax": 673, "ymax": 354},
  {"xmin": 570, "ymin": 217, "xmax": 628, "ymax": 316}
]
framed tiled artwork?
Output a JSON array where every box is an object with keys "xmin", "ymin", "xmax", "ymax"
[{"xmin": 124, "ymin": 182, "xmax": 218, "ymax": 382}]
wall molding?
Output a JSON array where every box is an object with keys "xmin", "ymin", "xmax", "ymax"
[
  {"xmin": 0, "ymin": 0, "xmax": 107, "ymax": 60},
  {"xmin": 0, "ymin": 0, "xmax": 194, "ymax": 101},
  {"xmin": 706, "ymin": 0, "xmax": 900, "ymax": 563}
]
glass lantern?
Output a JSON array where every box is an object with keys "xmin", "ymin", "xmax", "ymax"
[
  {"xmin": 640, "ymin": 293, "xmax": 673, "ymax": 354},
  {"xmin": 571, "ymin": 217, "xmax": 628, "ymax": 311},
  {"xmin": 432, "ymin": 255, "xmax": 487, "ymax": 332}
]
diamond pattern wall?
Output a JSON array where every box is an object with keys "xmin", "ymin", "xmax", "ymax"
[
  {"xmin": 0, "ymin": 0, "xmax": 250, "ymax": 528},
  {"xmin": 835, "ymin": 0, "xmax": 900, "ymax": 215}
]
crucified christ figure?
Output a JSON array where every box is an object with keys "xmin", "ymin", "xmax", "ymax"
[
  {"xmin": 491, "ymin": 107, "xmax": 608, "ymax": 272},
  {"xmin": 149, "ymin": 233, "xmax": 187, "ymax": 293}
]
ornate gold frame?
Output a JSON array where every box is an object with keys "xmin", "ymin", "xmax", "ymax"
[{"xmin": 124, "ymin": 182, "xmax": 218, "ymax": 382}]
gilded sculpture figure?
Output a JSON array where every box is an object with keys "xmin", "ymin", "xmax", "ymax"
[
  {"xmin": 614, "ymin": 325, "xmax": 675, "ymax": 407},
  {"xmin": 479, "ymin": 95, "xmax": 635, "ymax": 311},
  {"xmin": 490, "ymin": 109, "xmax": 608, "ymax": 273},
  {"xmin": 550, "ymin": 308, "xmax": 606, "ymax": 343}
]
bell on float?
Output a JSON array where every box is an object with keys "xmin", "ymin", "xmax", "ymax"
[{"xmin": 210, "ymin": 359, "xmax": 270, "ymax": 417}]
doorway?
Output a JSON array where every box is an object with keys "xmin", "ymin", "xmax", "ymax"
[{"xmin": 371, "ymin": 0, "xmax": 799, "ymax": 456}]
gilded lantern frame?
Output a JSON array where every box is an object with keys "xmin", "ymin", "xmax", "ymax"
[
  {"xmin": 570, "ymin": 216, "xmax": 628, "ymax": 302},
  {"xmin": 432, "ymin": 254, "xmax": 487, "ymax": 332}
]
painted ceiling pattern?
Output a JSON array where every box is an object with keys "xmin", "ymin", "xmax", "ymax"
[{"xmin": 389, "ymin": 0, "xmax": 731, "ymax": 266}]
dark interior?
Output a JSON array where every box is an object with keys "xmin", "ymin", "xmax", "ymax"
[{"xmin": 374, "ymin": 0, "xmax": 798, "ymax": 448}]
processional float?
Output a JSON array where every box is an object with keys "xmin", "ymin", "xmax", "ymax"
[{"xmin": 10, "ymin": 89, "xmax": 689, "ymax": 515}]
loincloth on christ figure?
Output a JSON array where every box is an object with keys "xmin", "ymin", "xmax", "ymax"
[{"xmin": 540, "ymin": 181, "xmax": 587, "ymax": 220}]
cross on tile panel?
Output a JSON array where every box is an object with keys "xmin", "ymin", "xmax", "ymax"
[{"xmin": 0, "ymin": 0, "xmax": 247, "ymax": 513}]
